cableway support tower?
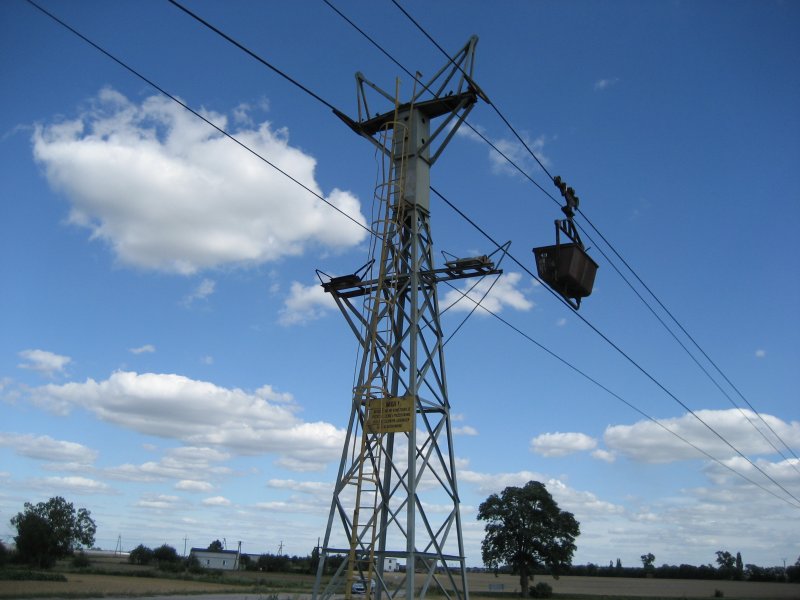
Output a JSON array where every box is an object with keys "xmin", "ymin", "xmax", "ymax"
[{"xmin": 313, "ymin": 36, "xmax": 494, "ymax": 600}]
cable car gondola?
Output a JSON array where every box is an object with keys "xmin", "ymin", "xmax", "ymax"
[{"xmin": 532, "ymin": 176, "xmax": 598, "ymax": 309}]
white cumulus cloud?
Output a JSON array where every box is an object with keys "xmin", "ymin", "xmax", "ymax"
[
  {"xmin": 279, "ymin": 280, "xmax": 336, "ymax": 326},
  {"xmin": 0, "ymin": 433, "xmax": 96, "ymax": 464},
  {"xmin": 441, "ymin": 272, "xmax": 533, "ymax": 315},
  {"xmin": 453, "ymin": 425, "xmax": 479, "ymax": 436},
  {"xmin": 457, "ymin": 123, "xmax": 551, "ymax": 177},
  {"xmin": 182, "ymin": 278, "xmax": 216, "ymax": 306},
  {"xmin": 175, "ymin": 479, "xmax": 214, "ymax": 492},
  {"xmin": 604, "ymin": 409, "xmax": 800, "ymax": 463},
  {"xmin": 18, "ymin": 349, "xmax": 71, "ymax": 377},
  {"xmin": 530, "ymin": 432, "xmax": 598, "ymax": 457},
  {"xmin": 591, "ymin": 449, "xmax": 616, "ymax": 463},
  {"xmin": 267, "ymin": 479, "xmax": 331, "ymax": 497},
  {"xmin": 30, "ymin": 371, "xmax": 344, "ymax": 471},
  {"xmin": 202, "ymin": 496, "xmax": 232, "ymax": 506},
  {"xmin": 35, "ymin": 476, "xmax": 111, "ymax": 495},
  {"xmin": 32, "ymin": 88, "xmax": 367, "ymax": 275},
  {"xmin": 130, "ymin": 344, "xmax": 156, "ymax": 355}
]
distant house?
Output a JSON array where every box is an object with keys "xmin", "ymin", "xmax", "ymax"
[
  {"xmin": 384, "ymin": 557, "xmax": 399, "ymax": 572},
  {"xmin": 189, "ymin": 547, "xmax": 240, "ymax": 570}
]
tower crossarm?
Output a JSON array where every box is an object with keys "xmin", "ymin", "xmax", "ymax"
[
  {"xmin": 321, "ymin": 257, "xmax": 501, "ymax": 299},
  {"xmin": 336, "ymin": 90, "xmax": 477, "ymax": 138}
]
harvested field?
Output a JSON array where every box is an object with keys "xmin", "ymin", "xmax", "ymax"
[
  {"xmin": 2, "ymin": 570, "xmax": 798, "ymax": 599},
  {"xmin": 0, "ymin": 572, "xmax": 242, "ymax": 599},
  {"xmin": 467, "ymin": 572, "xmax": 799, "ymax": 598}
]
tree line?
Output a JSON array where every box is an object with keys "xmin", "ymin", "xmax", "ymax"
[
  {"xmin": 3, "ymin": 492, "xmax": 799, "ymax": 590},
  {"xmin": 567, "ymin": 556, "xmax": 798, "ymax": 583},
  {"xmin": 127, "ymin": 539, "xmax": 345, "ymax": 575}
]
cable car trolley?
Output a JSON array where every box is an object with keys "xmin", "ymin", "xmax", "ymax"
[{"xmin": 532, "ymin": 176, "xmax": 598, "ymax": 309}]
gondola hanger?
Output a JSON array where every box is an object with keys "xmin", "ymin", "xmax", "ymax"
[{"xmin": 532, "ymin": 176, "xmax": 598, "ymax": 309}]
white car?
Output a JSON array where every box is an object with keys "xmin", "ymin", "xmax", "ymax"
[{"xmin": 351, "ymin": 579, "xmax": 376, "ymax": 595}]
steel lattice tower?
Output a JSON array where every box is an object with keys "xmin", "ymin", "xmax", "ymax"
[{"xmin": 313, "ymin": 37, "xmax": 496, "ymax": 600}]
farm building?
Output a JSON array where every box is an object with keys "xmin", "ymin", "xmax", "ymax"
[{"xmin": 189, "ymin": 547, "xmax": 240, "ymax": 570}]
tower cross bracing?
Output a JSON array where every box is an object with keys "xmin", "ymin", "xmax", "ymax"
[{"xmin": 313, "ymin": 37, "xmax": 496, "ymax": 600}]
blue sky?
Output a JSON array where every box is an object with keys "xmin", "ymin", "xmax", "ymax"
[{"xmin": 1, "ymin": 0, "xmax": 798, "ymax": 569}]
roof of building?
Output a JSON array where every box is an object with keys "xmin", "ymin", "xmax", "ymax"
[{"xmin": 189, "ymin": 547, "xmax": 240, "ymax": 555}]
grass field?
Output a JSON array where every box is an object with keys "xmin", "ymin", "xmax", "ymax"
[{"xmin": 1, "ymin": 560, "xmax": 798, "ymax": 599}]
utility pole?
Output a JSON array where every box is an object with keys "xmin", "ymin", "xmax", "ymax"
[{"xmin": 313, "ymin": 36, "xmax": 494, "ymax": 600}]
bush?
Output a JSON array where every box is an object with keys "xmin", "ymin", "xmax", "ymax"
[
  {"xmin": 153, "ymin": 544, "xmax": 179, "ymax": 564},
  {"xmin": 186, "ymin": 554, "xmax": 206, "ymax": 574},
  {"xmin": 157, "ymin": 560, "xmax": 184, "ymax": 573},
  {"xmin": 71, "ymin": 550, "xmax": 91, "ymax": 568},
  {"xmin": 713, "ymin": 589, "xmax": 724, "ymax": 598},
  {"xmin": 529, "ymin": 582, "xmax": 553, "ymax": 598},
  {"xmin": 129, "ymin": 544, "xmax": 154, "ymax": 565},
  {"xmin": 0, "ymin": 569, "xmax": 68, "ymax": 581}
]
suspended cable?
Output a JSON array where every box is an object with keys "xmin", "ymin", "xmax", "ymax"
[
  {"xmin": 36, "ymin": 0, "xmax": 794, "ymax": 505},
  {"xmin": 579, "ymin": 209, "xmax": 800, "ymax": 467},
  {"xmin": 321, "ymin": 0, "xmax": 561, "ymax": 208},
  {"xmin": 25, "ymin": 0, "xmax": 377, "ymax": 243},
  {"xmin": 328, "ymin": 3, "xmax": 791, "ymax": 468},
  {"xmin": 431, "ymin": 185, "xmax": 800, "ymax": 507},
  {"xmin": 388, "ymin": 0, "xmax": 555, "ymax": 182},
  {"xmin": 382, "ymin": 0, "xmax": 799, "ymax": 489},
  {"xmin": 167, "ymin": 0, "xmax": 339, "ymax": 113},
  {"xmin": 440, "ymin": 279, "xmax": 800, "ymax": 509}
]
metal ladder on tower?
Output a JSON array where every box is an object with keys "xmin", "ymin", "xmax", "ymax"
[{"xmin": 344, "ymin": 105, "xmax": 407, "ymax": 600}]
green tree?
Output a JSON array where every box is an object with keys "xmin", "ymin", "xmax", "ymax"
[
  {"xmin": 239, "ymin": 553, "xmax": 253, "ymax": 570},
  {"xmin": 207, "ymin": 539, "xmax": 224, "ymax": 552},
  {"xmin": 257, "ymin": 552, "xmax": 289, "ymax": 572},
  {"xmin": 128, "ymin": 544, "xmax": 154, "ymax": 565},
  {"xmin": 153, "ymin": 544, "xmax": 179, "ymax": 564},
  {"xmin": 716, "ymin": 550, "xmax": 735, "ymax": 579},
  {"xmin": 477, "ymin": 481, "xmax": 580, "ymax": 597},
  {"xmin": 735, "ymin": 552, "xmax": 744, "ymax": 581},
  {"xmin": 786, "ymin": 556, "xmax": 800, "ymax": 583},
  {"xmin": 10, "ymin": 496, "xmax": 96, "ymax": 568},
  {"xmin": 641, "ymin": 553, "xmax": 655, "ymax": 571}
]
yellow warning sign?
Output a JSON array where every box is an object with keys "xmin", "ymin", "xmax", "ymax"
[{"xmin": 366, "ymin": 395, "xmax": 414, "ymax": 433}]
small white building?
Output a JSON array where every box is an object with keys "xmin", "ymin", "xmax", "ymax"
[
  {"xmin": 189, "ymin": 547, "xmax": 240, "ymax": 570},
  {"xmin": 384, "ymin": 557, "xmax": 399, "ymax": 572}
]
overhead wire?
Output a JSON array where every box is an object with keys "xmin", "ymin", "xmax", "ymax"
[
  {"xmin": 431, "ymin": 183, "xmax": 800, "ymax": 505},
  {"xmin": 24, "ymin": 0, "xmax": 377, "ymax": 244},
  {"xmin": 439, "ymin": 279, "xmax": 800, "ymax": 509},
  {"xmin": 386, "ymin": 0, "xmax": 800, "ymax": 470},
  {"xmin": 366, "ymin": 0, "xmax": 791, "ymax": 465},
  {"xmin": 389, "ymin": 0, "xmax": 556, "ymax": 180},
  {"xmin": 579, "ymin": 209, "xmax": 800, "ymax": 468},
  {"xmin": 322, "ymin": 0, "xmax": 560, "ymax": 206},
  {"xmin": 385, "ymin": 0, "xmax": 800, "ymax": 488},
  {"xmin": 167, "ymin": 0, "xmax": 339, "ymax": 113},
  {"xmin": 325, "ymin": 0, "xmax": 799, "ymax": 480},
  {"xmin": 164, "ymin": 0, "xmax": 799, "ymax": 505},
  {"xmin": 29, "ymin": 0, "xmax": 797, "ymax": 504}
]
